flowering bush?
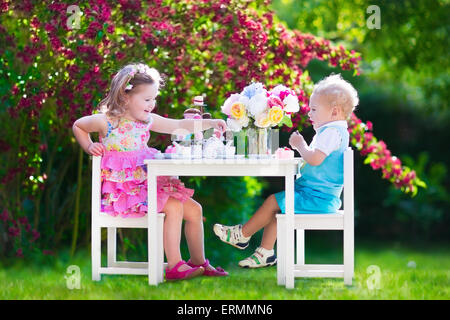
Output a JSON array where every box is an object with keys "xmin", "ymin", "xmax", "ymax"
[
  {"xmin": 348, "ymin": 114, "xmax": 426, "ymax": 196},
  {"xmin": 0, "ymin": 0, "xmax": 424, "ymax": 258},
  {"xmin": 221, "ymin": 82, "xmax": 299, "ymax": 131}
]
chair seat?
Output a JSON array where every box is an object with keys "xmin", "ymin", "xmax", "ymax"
[
  {"xmin": 276, "ymin": 210, "xmax": 344, "ymax": 230},
  {"xmin": 96, "ymin": 212, "xmax": 164, "ymax": 228}
]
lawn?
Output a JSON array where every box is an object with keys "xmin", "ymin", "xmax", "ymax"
[{"xmin": 0, "ymin": 241, "xmax": 448, "ymax": 300}]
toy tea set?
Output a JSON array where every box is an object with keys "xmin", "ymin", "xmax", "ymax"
[{"xmin": 155, "ymin": 96, "xmax": 294, "ymax": 160}]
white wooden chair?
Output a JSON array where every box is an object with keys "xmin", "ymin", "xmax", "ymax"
[
  {"xmin": 91, "ymin": 156, "xmax": 166, "ymax": 284},
  {"xmin": 276, "ymin": 147, "xmax": 354, "ymax": 288}
]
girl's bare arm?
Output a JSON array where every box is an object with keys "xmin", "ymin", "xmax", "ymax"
[
  {"xmin": 72, "ymin": 114, "xmax": 108, "ymax": 155},
  {"xmin": 149, "ymin": 113, "xmax": 225, "ymax": 135}
]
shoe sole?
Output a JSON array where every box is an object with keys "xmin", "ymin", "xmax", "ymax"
[
  {"xmin": 213, "ymin": 225, "xmax": 249, "ymax": 250},
  {"xmin": 165, "ymin": 268, "xmax": 205, "ymax": 281},
  {"xmin": 239, "ymin": 257, "xmax": 277, "ymax": 269},
  {"xmin": 227, "ymin": 241, "xmax": 249, "ymax": 250},
  {"xmin": 239, "ymin": 261, "xmax": 277, "ymax": 269}
]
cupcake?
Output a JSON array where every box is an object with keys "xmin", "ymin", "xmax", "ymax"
[{"xmin": 275, "ymin": 147, "xmax": 294, "ymax": 159}]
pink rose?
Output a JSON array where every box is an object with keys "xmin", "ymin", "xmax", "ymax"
[{"xmin": 267, "ymin": 95, "xmax": 283, "ymax": 109}]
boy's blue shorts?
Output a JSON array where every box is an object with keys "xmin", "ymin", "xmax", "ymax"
[{"xmin": 274, "ymin": 186, "xmax": 341, "ymax": 214}]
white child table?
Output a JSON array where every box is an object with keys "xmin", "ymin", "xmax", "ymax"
[{"xmin": 144, "ymin": 157, "xmax": 302, "ymax": 288}]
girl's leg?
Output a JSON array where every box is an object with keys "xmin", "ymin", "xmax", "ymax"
[
  {"xmin": 162, "ymin": 197, "xmax": 188, "ymax": 270},
  {"xmin": 183, "ymin": 198, "xmax": 227, "ymax": 274},
  {"xmin": 181, "ymin": 198, "xmax": 205, "ymax": 265}
]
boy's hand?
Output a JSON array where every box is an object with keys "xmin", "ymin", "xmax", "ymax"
[
  {"xmin": 88, "ymin": 142, "xmax": 106, "ymax": 156},
  {"xmin": 211, "ymin": 119, "xmax": 227, "ymax": 133},
  {"xmin": 289, "ymin": 131, "xmax": 305, "ymax": 151}
]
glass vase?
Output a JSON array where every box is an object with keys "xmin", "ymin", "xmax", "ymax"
[
  {"xmin": 257, "ymin": 128, "xmax": 269, "ymax": 158},
  {"xmin": 268, "ymin": 128, "xmax": 279, "ymax": 155},
  {"xmin": 234, "ymin": 129, "xmax": 247, "ymax": 158},
  {"xmin": 247, "ymin": 127, "xmax": 258, "ymax": 158}
]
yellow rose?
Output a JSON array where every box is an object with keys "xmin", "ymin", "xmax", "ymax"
[
  {"xmin": 255, "ymin": 112, "xmax": 271, "ymax": 128},
  {"xmin": 268, "ymin": 106, "xmax": 284, "ymax": 125},
  {"xmin": 230, "ymin": 102, "xmax": 246, "ymax": 120}
]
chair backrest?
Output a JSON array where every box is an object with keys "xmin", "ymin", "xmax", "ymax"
[
  {"xmin": 296, "ymin": 148, "xmax": 354, "ymax": 213},
  {"xmin": 343, "ymin": 147, "xmax": 354, "ymax": 217},
  {"xmin": 92, "ymin": 156, "xmax": 102, "ymax": 217}
]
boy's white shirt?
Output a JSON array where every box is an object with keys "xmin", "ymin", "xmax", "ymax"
[{"xmin": 310, "ymin": 120, "xmax": 348, "ymax": 156}]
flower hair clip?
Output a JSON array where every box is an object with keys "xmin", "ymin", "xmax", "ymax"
[{"xmin": 125, "ymin": 64, "xmax": 152, "ymax": 91}]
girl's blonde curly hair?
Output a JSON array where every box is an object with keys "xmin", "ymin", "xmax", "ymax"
[{"xmin": 98, "ymin": 63, "xmax": 164, "ymax": 122}]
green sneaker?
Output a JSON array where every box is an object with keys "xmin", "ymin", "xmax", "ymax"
[
  {"xmin": 213, "ymin": 224, "xmax": 251, "ymax": 250},
  {"xmin": 238, "ymin": 247, "xmax": 277, "ymax": 268}
]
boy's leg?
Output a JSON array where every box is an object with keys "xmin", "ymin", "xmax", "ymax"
[
  {"xmin": 237, "ymin": 195, "xmax": 279, "ymax": 268},
  {"xmin": 213, "ymin": 194, "xmax": 280, "ymax": 250},
  {"xmin": 260, "ymin": 215, "xmax": 277, "ymax": 250},
  {"xmin": 242, "ymin": 194, "xmax": 280, "ymax": 239}
]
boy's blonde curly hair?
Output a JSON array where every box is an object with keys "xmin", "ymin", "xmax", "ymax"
[{"xmin": 312, "ymin": 73, "xmax": 359, "ymax": 118}]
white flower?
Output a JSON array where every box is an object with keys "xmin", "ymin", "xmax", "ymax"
[
  {"xmin": 226, "ymin": 118, "xmax": 243, "ymax": 132},
  {"xmin": 221, "ymin": 93, "xmax": 241, "ymax": 116},
  {"xmin": 238, "ymin": 95, "xmax": 250, "ymax": 108},
  {"xmin": 125, "ymin": 84, "xmax": 133, "ymax": 90},
  {"xmin": 247, "ymin": 92, "xmax": 268, "ymax": 118},
  {"xmin": 283, "ymin": 94, "xmax": 300, "ymax": 113},
  {"xmin": 238, "ymin": 113, "xmax": 249, "ymax": 127},
  {"xmin": 254, "ymin": 111, "xmax": 271, "ymax": 128},
  {"xmin": 226, "ymin": 115, "xmax": 249, "ymax": 132}
]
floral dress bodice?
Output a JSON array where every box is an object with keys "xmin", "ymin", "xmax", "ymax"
[{"xmin": 100, "ymin": 116, "xmax": 153, "ymax": 152}]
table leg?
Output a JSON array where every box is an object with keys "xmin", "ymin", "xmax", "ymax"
[
  {"xmin": 148, "ymin": 172, "xmax": 158, "ymax": 285},
  {"xmin": 285, "ymin": 172, "xmax": 295, "ymax": 289}
]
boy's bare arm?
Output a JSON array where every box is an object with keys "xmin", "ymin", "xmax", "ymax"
[{"xmin": 289, "ymin": 131, "xmax": 327, "ymax": 166}]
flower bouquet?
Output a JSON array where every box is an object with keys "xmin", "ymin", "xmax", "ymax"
[{"xmin": 220, "ymin": 82, "xmax": 300, "ymax": 157}]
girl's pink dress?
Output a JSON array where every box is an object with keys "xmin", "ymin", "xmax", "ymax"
[{"xmin": 99, "ymin": 115, "xmax": 194, "ymax": 218}]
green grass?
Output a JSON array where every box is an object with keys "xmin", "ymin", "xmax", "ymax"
[{"xmin": 0, "ymin": 241, "xmax": 449, "ymax": 300}]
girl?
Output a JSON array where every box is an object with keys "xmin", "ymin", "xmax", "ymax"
[
  {"xmin": 73, "ymin": 63, "xmax": 228, "ymax": 280},
  {"xmin": 213, "ymin": 74, "xmax": 359, "ymax": 268}
]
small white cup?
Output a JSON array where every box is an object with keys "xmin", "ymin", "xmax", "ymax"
[{"xmin": 224, "ymin": 146, "xmax": 236, "ymax": 158}]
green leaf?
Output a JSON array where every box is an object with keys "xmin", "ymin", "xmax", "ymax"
[
  {"xmin": 279, "ymin": 115, "xmax": 293, "ymax": 127},
  {"xmin": 416, "ymin": 179, "xmax": 427, "ymax": 189},
  {"xmin": 364, "ymin": 155, "xmax": 375, "ymax": 164}
]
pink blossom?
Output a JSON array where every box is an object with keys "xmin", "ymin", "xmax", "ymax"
[
  {"xmin": 31, "ymin": 230, "xmax": 40, "ymax": 241},
  {"xmin": 8, "ymin": 226, "xmax": 20, "ymax": 237},
  {"xmin": 0, "ymin": 210, "xmax": 9, "ymax": 222},
  {"xmin": 267, "ymin": 95, "xmax": 283, "ymax": 109}
]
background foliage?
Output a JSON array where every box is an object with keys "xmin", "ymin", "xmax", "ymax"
[
  {"xmin": 0, "ymin": 0, "xmax": 446, "ymax": 263},
  {"xmin": 271, "ymin": 0, "xmax": 449, "ymax": 242}
]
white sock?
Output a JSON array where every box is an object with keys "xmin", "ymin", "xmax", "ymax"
[
  {"xmin": 238, "ymin": 225, "xmax": 251, "ymax": 241},
  {"xmin": 256, "ymin": 246, "xmax": 274, "ymax": 257}
]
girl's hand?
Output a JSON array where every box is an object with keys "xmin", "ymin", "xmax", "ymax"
[
  {"xmin": 88, "ymin": 142, "xmax": 106, "ymax": 156},
  {"xmin": 210, "ymin": 119, "xmax": 227, "ymax": 133},
  {"xmin": 289, "ymin": 131, "xmax": 305, "ymax": 151}
]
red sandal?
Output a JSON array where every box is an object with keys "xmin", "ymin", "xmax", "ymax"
[
  {"xmin": 165, "ymin": 260, "xmax": 204, "ymax": 281},
  {"xmin": 187, "ymin": 259, "xmax": 229, "ymax": 277}
]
